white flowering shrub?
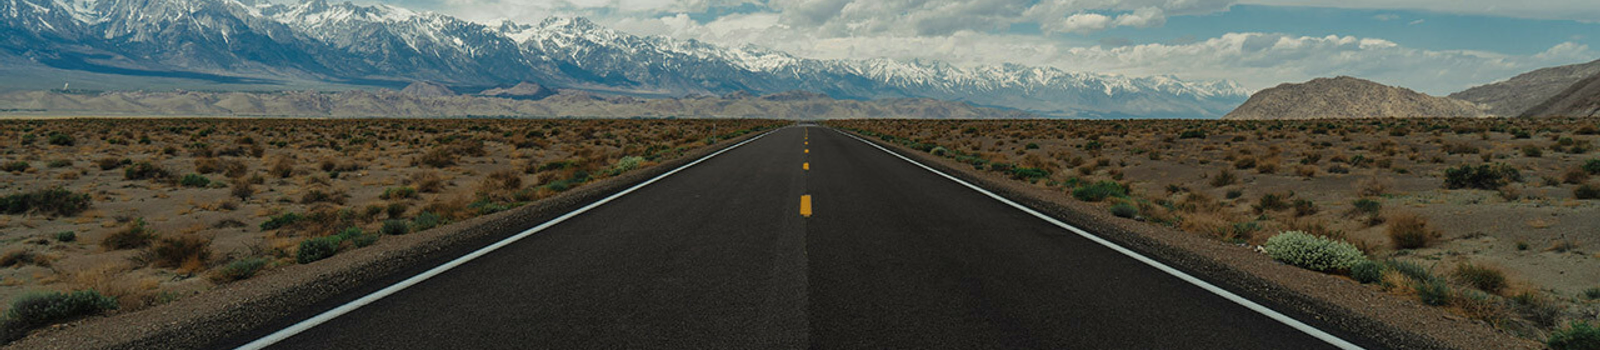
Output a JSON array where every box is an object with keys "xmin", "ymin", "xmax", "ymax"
[{"xmin": 1263, "ymin": 231, "xmax": 1365, "ymax": 272}]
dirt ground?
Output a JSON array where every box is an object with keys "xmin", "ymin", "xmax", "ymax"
[
  {"xmin": 830, "ymin": 117, "xmax": 1600, "ymax": 341},
  {"xmin": 0, "ymin": 118, "xmax": 783, "ymax": 317}
]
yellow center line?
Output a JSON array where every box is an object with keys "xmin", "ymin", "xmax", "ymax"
[
  {"xmin": 805, "ymin": 149, "xmax": 809, "ymax": 154},
  {"xmin": 803, "ymin": 162, "xmax": 809, "ymax": 170},
  {"xmin": 800, "ymin": 195, "xmax": 812, "ymax": 217}
]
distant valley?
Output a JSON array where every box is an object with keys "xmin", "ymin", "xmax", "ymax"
[{"xmin": 0, "ymin": 82, "xmax": 1031, "ymax": 119}]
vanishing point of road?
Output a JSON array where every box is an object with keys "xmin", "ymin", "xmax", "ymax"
[{"xmin": 217, "ymin": 125, "xmax": 1377, "ymax": 349}]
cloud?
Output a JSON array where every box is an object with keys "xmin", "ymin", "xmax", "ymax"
[
  {"xmin": 1052, "ymin": 35, "xmax": 1596, "ymax": 94},
  {"xmin": 1239, "ymin": 0, "xmax": 1600, "ymax": 22},
  {"xmin": 1407, "ymin": 19, "xmax": 1424, "ymax": 25},
  {"xmin": 377, "ymin": 0, "xmax": 1600, "ymax": 97},
  {"xmin": 757, "ymin": 0, "xmax": 1232, "ymax": 37},
  {"xmin": 1056, "ymin": 13, "xmax": 1113, "ymax": 33},
  {"xmin": 629, "ymin": 17, "xmax": 1596, "ymax": 95}
]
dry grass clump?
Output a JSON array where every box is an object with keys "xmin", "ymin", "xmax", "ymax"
[
  {"xmin": 148, "ymin": 235, "xmax": 213, "ymax": 273},
  {"xmin": 476, "ymin": 170, "xmax": 523, "ymax": 199},
  {"xmin": 1356, "ymin": 177, "xmax": 1392, "ymax": 197},
  {"xmin": 410, "ymin": 171, "xmax": 446, "ymax": 193},
  {"xmin": 0, "ymin": 250, "xmax": 50, "ymax": 268},
  {"xmin": 102, "ymin": 219, "xmax": 156, "ymax": 250},
  {"xmin": 1209, "ymin": 169, "xmax": 1237, "ymax": 187},
  {"xmin": 268, "ymin": 156, "xmax": 296, "ymax": 178},
  {"xmin": 1386, "ymin": 212, "xmax": 1440, "ymax": 249}
]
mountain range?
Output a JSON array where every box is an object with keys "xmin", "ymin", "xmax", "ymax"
[{"xmin": 0, "ymin": 0, "xmax": 1250, "ymax": 118}]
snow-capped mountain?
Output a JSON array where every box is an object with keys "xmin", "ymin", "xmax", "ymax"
[{"xmin": 0, "ymin": 0, "xmax": 1249, "ymax": 117}]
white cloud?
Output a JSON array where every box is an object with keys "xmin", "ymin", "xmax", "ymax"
[
  {"xmin": 382, "ymin": 0, "xmax": 1600, "ymax": 97},
  {"xmin": 1056, "ymin": 13, "xmax": 1113, "ymax": 33},
  {"xmin": 621, "ymin": 14, "xmax": 1597, "ymax": 95},
  {"xmin": 1113, "ymin": 7, "xmax": 1166, "ymax": 28},
  {"xmin": 1239, "ymin": 0, "xmax": 1600, "ymax": 22},
  {"xmin": 757, "ymin": 0, "xmax": 1232, "ymax": 37}
]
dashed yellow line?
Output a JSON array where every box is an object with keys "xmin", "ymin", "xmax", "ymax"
[
  {"xmin": 805, "ymin": 149, "xmax": 809, "ymax": 154},
  {"xmin": 800, "ymin": 195, "xmax": 812, "ymax": 217},
  {"xmin": 803, "ymin": 162, "xmax": 809, "ymax": 170}
]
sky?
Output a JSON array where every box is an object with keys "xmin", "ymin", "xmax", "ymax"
[{"xmin": 361, "ymin": 0, "xmax": 1600, "ymax": 94}]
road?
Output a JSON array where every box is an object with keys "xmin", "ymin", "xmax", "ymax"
[{"xmin": 218, "ymin": 126, "xmax": 1367, "ymax": 349}]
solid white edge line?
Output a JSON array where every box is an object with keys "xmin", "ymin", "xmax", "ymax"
[
  {"xmin": 235, "ymin": 128, "xmax": 781, "ymax": 350},
  {"xmin": 836, "ymin": 129, "xmax": 1364, "ymax": 350}
]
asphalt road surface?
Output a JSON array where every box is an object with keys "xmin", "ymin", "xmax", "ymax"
[{"xmin": 220, "ymin": 126, "xmax": 1368, "ymax": 349}]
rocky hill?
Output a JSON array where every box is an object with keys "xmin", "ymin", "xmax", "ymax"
[
  {"xmin": 0, "ymin": 89, "xmax": 1033, "ymax": 119},
  {"xmin": 1224, "ymin": 77, "xmax": 1485, "ymax": 120},
  {"xmin": 480, "ymin": 82, "xmax": 556, "ymax": 100},
  {"xmin": 1449, "ymin": 59, "xmax": 1600, "ymax": 116},
  {"xmin": 399, "ymin": 81, "xmax": 457, "ymax": 97},
  {"xmin": 1519, "ymin": 73, "xmax": 1600, "ymax": 117}
]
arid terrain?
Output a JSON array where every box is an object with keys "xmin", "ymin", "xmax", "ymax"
[
  {"xmin": 830, "ymin": 117, "xmax": 1600, "ymax": 341},
  {"xmin": 0, "ymin": 118, "xmax": 783, "ymax": 339}
]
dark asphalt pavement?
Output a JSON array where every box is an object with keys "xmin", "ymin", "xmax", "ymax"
[{"xmin": 223, "ymin": 126, "xmax": 1359, "ymax": 349}]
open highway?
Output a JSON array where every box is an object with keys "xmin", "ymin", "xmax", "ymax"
[{"xmin": 216, "ymin": 125, "xmax": 1371, "ymax": 349}]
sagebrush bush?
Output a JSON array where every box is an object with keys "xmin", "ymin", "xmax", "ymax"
[
  {"xmin": 0, "ymin": 290, "xmax": 117, "ymax": 341},
  {"xmin": 260, "ymin": 212, "xmax": 303, "ymax": 231},
  {"xmin": 46, "ymin": 133, "xmax": 73, "ymax": 146},
  {"xmin": 0, "ymin": 161, "xmax": 27, "ymax": 172},
  {"xmin": 1452, "ymin": 262, "xmax": 1508, "ymax": 294},
  {"xmin": 150, "ymin": 235, "xmax": 212, "ymax": 269},
  {"xmin": 381, "ymin": 187, "xmax": 418, "ymax": 200},
  {"xmin": 178, "ymin": 174, "xmax": 211, "ymax": 187},
  {"xmin": 419, "ymin": 148, "xmax": 455, "ymax": 168},
  {"xmin": 381, "ymin": 220, "xmax": 410, "ymax": 235},
  {"xmin": 611, "ymin": 156, "xmax": 644, "ymax": 174},
  {"xmin": 53, "ymin": 231, "xmax": 75, "ymax": 242},
  {"xmin": 210, "ymin": 257, "xmax": 267, "ymax": 283},
  {"xmin": 296, "ymin": 236, "xmax": 342, "ymax": 264},
  {"xmin": 1350, "ymin": 260, "xmax": 1385, "ymax": 284},
  {"xmin": 413, "ymin": 212, "xmax": 442, "ymax": 230},
  {"xmin": 1549, "ymin": 321, "xmax": 1600, "ymax": 350},
  {"xmin": 1386, "ymin": 212, "xmax": 1439, "ymax": 249},
  {"xmin": 1209, "ymin": 169, "xmax": 1237, "ymax": 187},
  {"xmin": 1072, "ymin": 181, "xmax": 1126, "ymax": 202},
  {"xmin": 102, "ymin": 219, "xmax": 154, "ymax": 250},
  {"xmin": 1577, "ymin": 183, "xmax": 1600, "ymax": 200},
  {"xmin": 1442, "ymin": 164, "xmax": 1520, "ymax": 190},
  {"xmin": 1262, "ymin": 231, "xmax": 1365, "ymax": 273},
  {"xmin": 1415, "ymin": 278, "xmax": 1453, "ymax": 306},
  {"xmin": 1386, "ymin": 259, "xmax": 1435, "ymax": 283},
  {"xmin": 1109, "ymin": 202, "xmax": 1138, "ymax": 218},
  {"xmin": 123, "ymin": 161, "xmax": 171, "ymax": 180},
  {"xmin": 96, "ymin": 158, "xmax": 129, "ymax": 171},
  {"xmin": 0, "ymin": 250, "xmax": 40, "ymax": 268},
  {"xmin": 337, "ymin": 227, "xmax": 378, "ymax": 248},
  {"xmin": 0, "ymin": 187, "xmax": 91, "ymax": 216}
]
